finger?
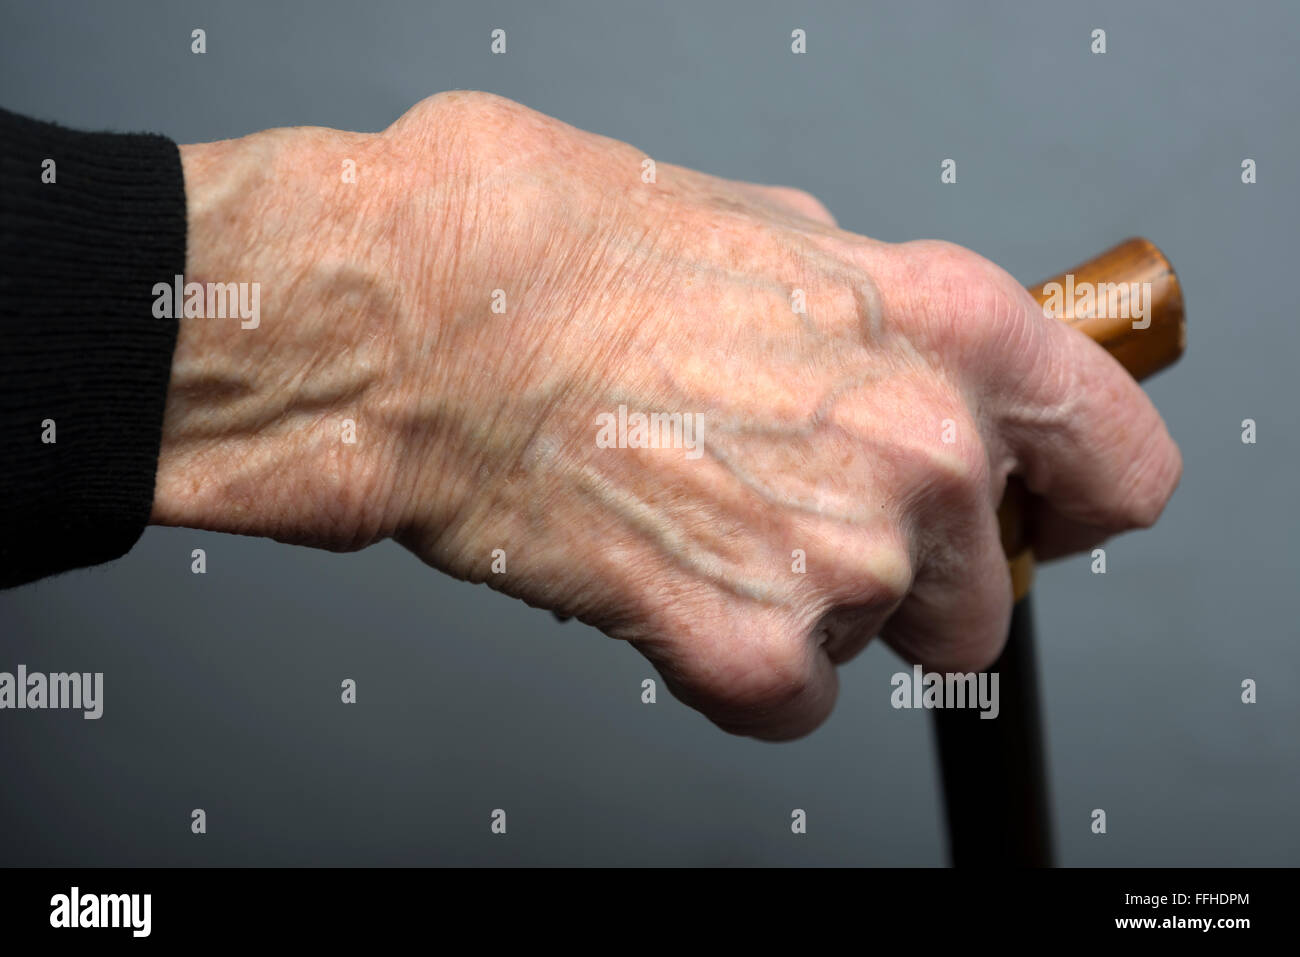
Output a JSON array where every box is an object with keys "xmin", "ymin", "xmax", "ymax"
[
  {"xmin": 628, "ymin": 603, "xmax": 839, "ymax": 741},
  {"xmin": 998, "ymin": 324, "xmax": 1183, "ymax": 534},
  {"xmin": 1024, "ymin": 496, "xmax": 1113, "ymax": 561},
  {"xmin": 881, "ymin": 482, "xmax": 1013, "ymax": 673},
  {"xmin": 881, "ymin": 241, "xmax": 1183, "ymax": 538}
]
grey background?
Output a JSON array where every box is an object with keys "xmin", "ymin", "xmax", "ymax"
[{"xmin": 1, "ymin": 0, "xmax": 1297, "ymax": 866}]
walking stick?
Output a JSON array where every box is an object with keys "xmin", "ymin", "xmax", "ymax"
[{"xmin": 933, "ymin": 237, "xmax": 1186, "ymax": 867}]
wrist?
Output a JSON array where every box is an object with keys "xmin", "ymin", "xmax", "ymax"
[{"xmin": 150, "ymin": 127, "xmax": 408, "ymax": 550}]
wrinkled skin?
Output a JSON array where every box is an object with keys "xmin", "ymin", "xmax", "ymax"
[{"xmin": 155, "ymin": 92, "xmax": 1181, "ymax": 739}]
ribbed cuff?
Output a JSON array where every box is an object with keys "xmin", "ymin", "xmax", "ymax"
[{"xmin": 1, "ymin": 107, "xmax": 186, "ymax": 588}]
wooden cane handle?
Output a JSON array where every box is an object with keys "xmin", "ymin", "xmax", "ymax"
[{"xmin": 1001, "ymin": 237, "xmax": 1185, "ymax": 599}]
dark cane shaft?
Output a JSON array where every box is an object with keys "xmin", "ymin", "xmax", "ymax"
[
  {"xmin": 935, "ymin": 595, "xmax": 1050, "ymax": 865},
  {"xmin": 934, "ymin": 238, "xmax": 1186, "ymax": 867}
]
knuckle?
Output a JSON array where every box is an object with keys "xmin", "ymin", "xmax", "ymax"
[
  {"xmin": 844, "ymin": 537, "xmax": 914, "ymax": 608},
  {"xmin": 394, "ymin": 91, "xmax": 542, "ymax": 153},
  {"xmin": 870, "ymin": 541, "xmax": 915, "ymax": 605},
  {"xmin": 417, "ymin": 89, "xmax": 518, "ymax": 121},
  {"xmin": 710, "ymin": 627, "xmax": 817, "ymax": 719},
  {"xmin": 897, "ymin": 239, "xmax": 989, "ymax": 295},
  {"xmin": 640, "ymin": 605, "xmax": 822, "ymax": 728},
  {"xmin": 887, "ymin": 240, "xmax": 1035, "ymax": 351}
]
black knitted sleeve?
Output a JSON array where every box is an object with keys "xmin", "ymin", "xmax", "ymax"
[{"xmin": 0, "ymin": 107, "xmax": 187, "ymax": 589}]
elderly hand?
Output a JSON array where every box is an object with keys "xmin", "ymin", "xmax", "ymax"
[{"xmin": 155, "ymin": 92, "xmax": 1180, "ymax": 739}]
